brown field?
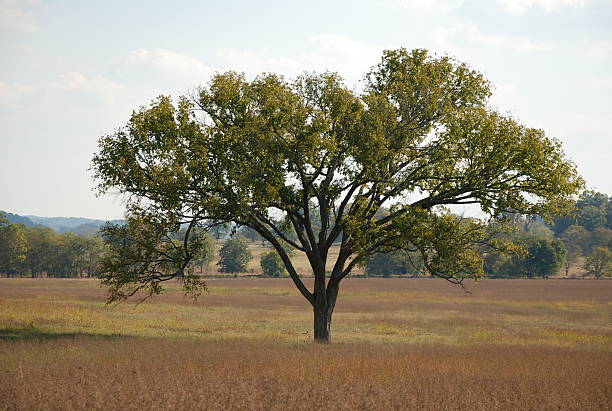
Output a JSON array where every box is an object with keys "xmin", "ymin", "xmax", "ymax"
[{"xmin": 0, "ymin": 278, "xmax": 611, "ymax": 410}]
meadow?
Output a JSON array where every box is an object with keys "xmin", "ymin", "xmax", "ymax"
[{"xmin": 0, "ymin": 277, "xmax": 610, "ymax": 410}]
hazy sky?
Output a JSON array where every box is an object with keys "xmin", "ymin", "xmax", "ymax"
[{"xmin": 1, "ymin": 0, "xmax": 611, "ymax": 220}]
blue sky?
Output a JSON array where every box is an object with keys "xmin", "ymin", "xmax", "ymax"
[{"xmin": 1, "ymin": 0, "xmax": 611, "ymax": 219}]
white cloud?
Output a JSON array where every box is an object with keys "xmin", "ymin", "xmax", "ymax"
[
  {"xmin": 589, "ymin": 76, "xmax": 612, "ymax": 89},
  {"xmin": 582, "ymin": 39, "xmax": 612, "ymax": 60},
  {"xmin": 389, "ymin": 0, "xmax": 463, "ymax": 12},
  {"xmin": 0, "ymin": 0, "xmax": 37, "ymax": 31},
  {"xmin": 216, "ymin": 48, "xmax": 302, "ymax": 77},
  {"xmin": 498, "ymin": 0, "xmax": 590, "ymax": 14},
  {"xmin": 434, "ymin": 24, "xmax": 552, "ymax": 53},
  {"xmin": 52, "ymin": 72, "xmax": 127, "ymax": 107},
  {"xmin": 0, "ymin": 81, "xmax": 33, "ymax": 107},
  {"xmin": 489, "ymin": 82, "xmax": 526, "ymax": 114},
  {"xmin": 119, "ymin": 49, "xmax": 214, "ymax": 81},
  {"xmin": 218, "ymin": 34, "xmax": 393, "ymax": 85}
]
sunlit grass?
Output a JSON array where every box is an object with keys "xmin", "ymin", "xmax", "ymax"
[
  {"xmin": 1, "ymin": 278, "xmax": 610, "ymax": 409},
  {"xmin": 0, "ymin": 278, "xmax": 610, "ymax": 349}
]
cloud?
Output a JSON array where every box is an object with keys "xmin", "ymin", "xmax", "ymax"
[
  {"xmin": 389, "ymin": 0, "xmax": 463, "ymax": 12},
  {"xmin": 118, "ymin": 49, "xmax": 214, "ymax": 81},
  {"xmin": 588, "ymin": 76, "xmax": 612, "ymax": 90},
  {"xmin": 433, "ymin": 24, "xmax": 552, "ymax": 53},
  {"xmin": 581, "ymin": 39, "xmax": 612, "ymax": 60},
  {"xmin": 216, "ymin": 48, "xmax": 302, "ymax": 77},
  {"xmin": 0, "ymin": 0, "xmax": 37, "ymax": 32},
  {"xmin": 489, "ymin": 82, "xmax": 526, "ymax": 114},
  {"xmin": 52, "ymin": 72, "xmax": 127, "ymax": 107},
  {"xmin": 498, "ymin": 0, "xmax": 590, "ymax": 14},
  {"xmin": 218, "ymin": 34, "xmax": 393, "ymax": 85},
  {"xmin": 0, "ymin": 81, "xmax": 33, "ymax": 107}
]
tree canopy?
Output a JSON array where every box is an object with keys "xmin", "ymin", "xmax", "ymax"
[{"xmin": 92, "ymin": 48, "xmax": 582, "ymax": 342}]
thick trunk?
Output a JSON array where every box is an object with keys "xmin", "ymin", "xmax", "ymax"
[
  {"xmin": 313, "ymin": 303, "xmax": 334, "ymax": 342},
  {"xmin": 312, "ymin": 280, "xmax": 339, "ymax": 343}
]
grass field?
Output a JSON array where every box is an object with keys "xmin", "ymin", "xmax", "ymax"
[{"xmin": 0, "ymin": 277, "xmax": 610, "ymax": 409}]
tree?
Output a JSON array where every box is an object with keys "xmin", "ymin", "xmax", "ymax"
[
  {"xmin": 583, "ymin": 246, "xmax": 611, "ymax": 278},
  {"xmin": 192, "ymin": 233, "xmax": 216, "ymax": 274},
  {"xmin": 239, "ymin": 226, "xmax": 262, "ymax": 243},
  {"xmin": 24, "ymin": 225, "xmax": 55, "ymax": 277},
  {"xmin": 260, "ymin": 251, "xmax": 288, "ymax": 277},
  {"xmin": 0, "ymin": 219, "xmax": 28, "ymax": 277},
  {"xmin": 218, "ymin": 237, "xmax": 252, "ymax": 274},
  {"xmin": 589, "ymin": 228, "xmax": 612, "ymax": 251},
  {"xmin": 578, "ymin": 205, "xmax": 606, "ymax": 231},
  {"xmin": 366, "ymin": 250, "xmax": 423, "ymax": 277},
  {"xmin": 523, "ymin": 238, "xmax": 566, "ymax": 278},
  {"xmin": 92, "ymin": 48, "xmax": 582, "ymax": 342},
  {"xmin": 524, "ymin": 220, "xmax": 554, "ymax": 238},
  {"xmin": 560, "ymin": 225, "xmax": 589, "ymax": 275}
]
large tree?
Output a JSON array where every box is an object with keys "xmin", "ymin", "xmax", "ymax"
[{"xmin": 92, "ymin": 49, "xmax": 582, "ymax": 342}]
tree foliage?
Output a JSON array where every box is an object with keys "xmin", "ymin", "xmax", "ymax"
[
  {"xmin": 217, "ymin": 237, "xmax": 252, "ymax": 274},
  {"xmin": 98, "ymin": 215, "xmax": 206, "ymax": 301},
  {"xmin": 0, "ymin": 212, "xmax": 106, "ymax": 278},
  {"xmin": 92, "ymin": 48, "xmax": 582, "ymax": 341},
  {"xmin": 366, "ymin": 250, "xmax": 423, "ymax": 277},
  {"xmin": 583, "ymin": 246, "xmax": 611, "ymax": 278},
  {"xmin": 0, "ymin": 216, "xmax": 28, "ymax": 276},
  {"xmin": 522, "ymin": 238, "xmax": 566, "ymax": 278},
  {"xmin": 260, "ymin": 250, "xmax": 288, "ymax": 277}
]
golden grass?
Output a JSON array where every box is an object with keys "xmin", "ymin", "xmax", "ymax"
[
  {"xmin": 1, "ymin": 338, "xmax": 610, "ymax": 410},
  {"xmin": 0, "ymin": 278, "xmax": 611, "ymax": 409}
]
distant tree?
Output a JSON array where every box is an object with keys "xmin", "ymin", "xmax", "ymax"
[
  {"xmin": 578, "ymin": 206, "xmax": 606, "ymax": 231},
  {"xmin": 523, "ymin": 238, "xmax": 566, "ymax": 278},
  {"xmin": 576, "ymin": 190, "xmax": 608, "ymax": 210},
  {"xmin": 239, "ymin": 226, "xmax": 262, "ymax": 243},
  {"xmin": 24, "ymin": 225, "xmax": 55, "ymax": 277},
  {"xmin": 366, "ymin": 250, "xmax": 423, "ymax": 277},
  {"xmin": 560, "ymin": 225, "xmax": 589, "ymax": 275},
  {"xmin": 524, "ymin": 220, "xmax": 554, "ymax": 238},
  {"xmin": 552, "ymin": 215, "xmax": 575, "ymax": 237},
  {"xmin": 212, "ymin": 222, "xmax": 231, "ymax": 241},
  {"xmin": 218, "ymin": 237, "xmax": 252, "ymax": 275},
  {"xmin": 192, "ymin": 234, "xmax": 216, "ymax": 274},
  {"xmin": 0, "ymin": 222, "xmax": 28, "ymax": 277},
  {"xmin": 260, "ymin": 251, "xmax": 288, "ymax": 277},
  {"xmin": 83, "ymin": 236, "xmax": 105, "ymax": 278},
  {"xmin": 589, "ymin": 228, "xmax": 612, "ymax": 251},
  {"xmin": 583, "ymin": 246, "xmax": 611, "ymax": 279}
]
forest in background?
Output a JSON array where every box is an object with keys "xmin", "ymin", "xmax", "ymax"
[{"xmin": 0, "ymin": 190, "xmax": 610, "ymax": 279}]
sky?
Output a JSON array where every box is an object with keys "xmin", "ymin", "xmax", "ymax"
[{"xmin": 1, "ymin": 0, "xmax": 611, "ymax": 220}]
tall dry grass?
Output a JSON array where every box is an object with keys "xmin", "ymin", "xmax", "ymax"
[
  {"xmin": 1, "ymin": 338, "xmax": 610, "ymax": 410},
  {"xmin": 0, "ymin": 278, "xmax": 610, "ymax": 409}
]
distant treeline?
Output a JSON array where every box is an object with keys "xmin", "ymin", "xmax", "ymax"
[
  {"xmin": 1, "ymin": 211, "xmax": 122, "ymax": 236},
  {"xmin": 366, "ymin": 190, "xmax": 611, "ymax": 278},
  {"xmin": 0, "ymin": 220, "xmax": 104, "ymax": 278},
  {"xmin": 1, "ymin": 190, "xmax": 610, "ymax": 278}
]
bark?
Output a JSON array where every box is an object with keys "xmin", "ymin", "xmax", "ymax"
[
  {"xmin": 313, "ymin": 303, "xmax": 333, "ymax": 342},
  {"xmin": 312, "ymin": 279, "xmax": 339, "ymax": 343}
]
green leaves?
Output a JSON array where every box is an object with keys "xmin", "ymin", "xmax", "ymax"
[
  {"xmin": 98, "ymin": 212, "xmax": 206, "ymax": 302},
  {"xmin": 92, "ymin": 47, "xmax": 583, "ymax": 303},
  {"xmin": 218, "ymin": 236, "xmax": 252, "ymax": 274}
]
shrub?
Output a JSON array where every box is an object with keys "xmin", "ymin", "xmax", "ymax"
[{"xmin": 260, "ymin": 251, "xmax": 288, "ymax": 277}]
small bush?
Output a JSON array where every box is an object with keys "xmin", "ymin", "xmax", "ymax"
[{"xmin": 260, "ymin": 251, "xmax": 288, "ymax": 277}]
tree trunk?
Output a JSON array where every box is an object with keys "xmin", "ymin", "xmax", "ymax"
[
  {"xmin": 312, "ymin": 280, "xmax": 339, "ymax": 343},
  {"xmin": 313, "ymin": 303, "xmax": 333, "ymax": 342}
]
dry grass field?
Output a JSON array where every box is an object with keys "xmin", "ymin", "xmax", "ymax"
[{"xmin": 0, "ymin": 277, "xmax": 610, "ymax": 410}]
